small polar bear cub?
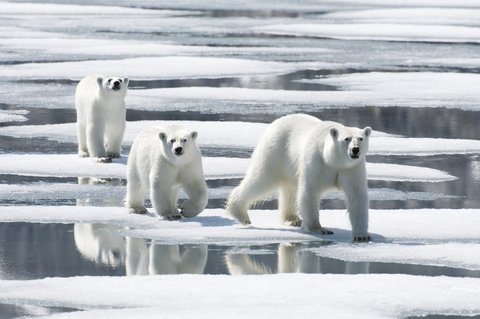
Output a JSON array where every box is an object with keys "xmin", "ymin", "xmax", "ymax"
[
  {"xmin": 226, "ymin": 114, "xmax": 372, "ymax": 242},
  {"xmin": 126, "ymin": 125, "xmax": 208, "ymax": 220},
  {"xmin": 75, "ymin": 74, "xmax": 128, "ymax": 163}
]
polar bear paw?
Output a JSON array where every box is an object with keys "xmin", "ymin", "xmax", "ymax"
[
  {"xmin": 95, "ymin": 157, "xmax": 112, "ymax": 164},
  {"xmin": 107, "ymin": 152, "xmax": 121, "ymax": 159},
  {"xmin": 78, "ymin": 151, "xmax": 89, "ymax": 158},
  {"xmin": 353, "ymin": 234, "xmax": 371, "ymax": 243},
  {"xmin": 303, "ymin": 225, "xmax": 334, "ymax": 235},
  {"xmin": 282, "ymin": 217, "xmax": 302, "ymax": 227},
  {"xmin": 159, "ymin": 212, "xmax": 182, "ymax": 221},
  {"xmin": 128, "ymin": 207, "xmax": 148, "ymax": 215},
  {"xmin": 180, "ymin": 200, "xmax": 202, "ymax": 218}
]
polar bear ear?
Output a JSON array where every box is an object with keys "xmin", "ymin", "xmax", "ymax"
[
  {"xmin": 190, "ymin": 131, "xmax": 198, "ymax": 140},
  {"xmin": 329, "ymin": 127, "xmax": 339, "ymax": 139},
  {"xmin": 363, "ymin": 126, "xmax": 372, "ymax": 137},
  {"xmin": 159, "ymin": 132, "xmax": 167, "ymax": 142},
  {"xmin": 96, "ymin": 77, "xmax": 103, "ymax": 87},
  {"xmin": 123, "ymin": 78, "xmax": 129, "ymax": 87}
]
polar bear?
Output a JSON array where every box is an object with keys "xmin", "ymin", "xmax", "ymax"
[
  {"xmin": 126, "ymin": 125, "xmax": 208, "ymax": 220},
  {"xmin": 226, "ymin": 114, "xmax": 372, "ymax": 242},
  {"xmin": 75, "ymin": 74, "xmax": 128, "ymax": 163}
]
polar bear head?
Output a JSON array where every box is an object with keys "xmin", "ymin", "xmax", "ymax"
[
  {"xmin": 159, "ymin": 126, "xmax": 199, "ymax": 165},
  {"xmin": 327, "ymin": 125, "xmax": 372, "ymax": 168},
  {"xmin": 97, "ymin": 76, "xmax": 129, "ymax": 97}
]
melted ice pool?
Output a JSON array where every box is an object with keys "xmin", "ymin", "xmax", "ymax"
[{"xmin": 1, "ymin": 222, "xmax": 478, "ymax": 279}]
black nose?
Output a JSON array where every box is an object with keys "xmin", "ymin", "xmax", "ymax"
[
  {"xmin": 352, "ymin": 147, "xmax": 360, "ymax": 155},
  {"xmin": 175, "ymin": 147, "xmax": 183, "ymax": 155},
  {"xmin": 113, "ymin": 81, "xmax": 120, "ymax": 88}
]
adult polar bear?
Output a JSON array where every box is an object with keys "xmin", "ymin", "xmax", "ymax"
[
  {"xmin": 226, "ymin": 114, "xmax": 372, "ymax": 242},
  {"xmin": 75, "ymin": 75, "xmax": 128, "ymax": 163},
  {"xmin": 126, "ymin": 125, "xmax": 208, "ymax": 220}
]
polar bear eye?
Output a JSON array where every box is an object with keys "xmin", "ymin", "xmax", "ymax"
[
  {"xmin": 359, "ymin": 137, "xmax": 363, "ymax": 141},
  {"xmin": 107, "ymin": 78, "xmax": 112, "ymax": 84},
  {"xmin": 181, "ymin": 138, "xmax": 187, "ymax": 143},
  {"xmin": 344, "ymin": 137, "xmax": 351, "ymax": 142},
  {"xmin": 170, "ymin": 138, "xmax": 176, "ymax": 143}
]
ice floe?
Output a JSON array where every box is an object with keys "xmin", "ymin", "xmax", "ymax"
[
  {"xmin": 0, "ymin": 120, "xmax": 479, "ymax": 156},
  {"xmin": 128, "ymin": 86, "xmax": 480, "ymax": 111},
  {"xmin": 0, "ymin": 2, "xmax": 177, "ymax": 16},
  {"xmin": 0, "ymin": 153, "xmax": 455, "ymax": 182},
  {"xmin": 256, "ymin": 23, "xmax": 480, "ymax": 43},
  {"xmin": 0, "ymin": 273, "xmax": 479, "ymax": 319},
  {"xmin": 323, "ymin": 8, "xmax": 480, "ymax": 27},
  {"xmin": 0, "ymin": 182, "xmax": 457, "ymax": 206},
  {"xmin": 0, "ymin": 109, "xmax": 28, "ymax": 123},
  {"xmin": 307, "ymin": 242, "xmax": 480, "ymax": 271},
  {"xmin": 0, "ymin": 57, "xmax": 299, "ymax": 80},
  {"xmin": 300, "ymin": 72, "xmax": 480, "ymax": 102},
  {"xmin": 0, "ymin": 206, "xmax": 478, "ymax": 244}
]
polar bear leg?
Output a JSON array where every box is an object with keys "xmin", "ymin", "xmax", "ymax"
[
  {"xmin": 227, "ymin": 174, "xmax": 277, "ymax": 225},
  {"xmin": 297, "ymin": 172, "xmax": 333, "ymax": 235},
  {"xmin": 338, "ymin": 169, "xmax": 370, "ymax": 242},
  {"xmin": 105, "ymin": 119, "xmax": 125, "ymax": 158},
  {"xmin": 180, "ymin": 179, "xmax": 208, "ymax": 218},
  {"xmin": 126, "ymin": 168, "xmax": 148, "ymax": 214},
  {"xmin": 150, "ymin": 174, "xmax": 181, "ymax": 220},
  {"xmin": 278, "ymin": 184, "xmax": 302, "ymax": 227},
  {"xmin": 86, "ymin": 119, "xmax": 107, "ymax": 159},
  {"xmin": 77, "ymin": 123, "xmax": 89, "ymax": 157}
]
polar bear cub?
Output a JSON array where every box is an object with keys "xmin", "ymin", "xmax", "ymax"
[
  {"xmin": 226, "ymin": 114, "xmax": 372, "ymax": 242},
  {"xmin": 75, "ymin": 74, "xmax": 128, "ymax": 163},
  {"xmin": 126, "ymin": 125, "xmax": 208, "ymax": 220}
]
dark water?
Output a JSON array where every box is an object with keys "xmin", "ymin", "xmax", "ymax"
[{"xmin": 0, "ymin": 222, "xmax": 478, "ymax": 280}]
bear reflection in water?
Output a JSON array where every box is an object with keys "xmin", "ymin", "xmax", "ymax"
[
  {"xmin": 74, "ymin": 223, "xmax": 207, "ymax": 275},
  {"xmin": 225, "ymin": 243, "xmax": 369, "ymax": 275},
  {"xmin": 73, "ymin": 223, "xmax": 370, "ymax": 275}
]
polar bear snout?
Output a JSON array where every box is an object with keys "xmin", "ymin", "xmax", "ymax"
[
  {"xmin": 174, "ymin": 146, "xmax": 184, "ymax": 156},
  {"xmin": 350, "ymin": 146, "xmax": 360, "ymax": 158},
  {"xmin": 112, "ymin": 80, "xmax": 121, "ymax": 90}
]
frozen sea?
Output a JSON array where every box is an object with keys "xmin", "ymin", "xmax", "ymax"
[{"xmin": 0, "ymin": 0, "xmax": 480, "ymax": 318}]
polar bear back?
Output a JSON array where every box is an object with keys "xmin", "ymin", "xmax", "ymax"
[{"xmin": 248, "ymin": 114, "xmax": 327, "ymax": 182}]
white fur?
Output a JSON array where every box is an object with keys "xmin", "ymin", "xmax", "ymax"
[
  {"xmin": 226, "ymin": 114, "xmax": 372, "ymax": 242},
  {"xmin": 75, "ymin": 74, "xmax": 128, "ymax": 163},
  {"xmin": 126, "ymin": 125, "xmax": 208, "ymax": 220}
]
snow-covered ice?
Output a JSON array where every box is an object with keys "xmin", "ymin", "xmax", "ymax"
[
  {"xmin": 0, "ymin": 109, "xmax": 28, "ymax": 123},
  {"xmin": 0, "ymin": 273, "xmax": 479, "ymax": 319},
  {"xmin": 0, "ymin": 153, "xmax": 455, "ymax": 182},
  {"xmin": 257, "ymin": 23, "xmax": 480, "ymax": 43},
  {"xmin": 1, "ymin": 120, "xmax": 479, "ymax": 156},
  {"xmin": 1, "ymin": 0, "xmax": 479, "ymax": 317},
  {"xmin": 0, "ymin": 57, "xmax": 300, "ymax": 80}
]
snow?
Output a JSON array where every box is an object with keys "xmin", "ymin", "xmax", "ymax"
[
  {"xmin": 0, "ymin": 273, "xmax": 478, "ymax": 319},
  {"xmin": 257, "ymin": 23, "xmax": 480, "ymax": 43},
  {"xmin": 0, "ymin": 2, "xmax": 176, "ymax": 15},
  {"xmin": 0, "ymin": 57, "xmax": 299, "ymax": 80},
  {"xmin": 307, "ymin": 242, "xmax": 480, "ymax": 271},
  {"xmin": 0, "ymin": 153, "xmax": 455, "ymax": 182},
  {"xmin": 0, "ymin": 183, "xmax": 457, "ymax": 204},
  {"xmin": 1, "ymin": 205, "xmax": 480, "ymax": 319},
  {"xmin": 323, "ymin": 8, "xmax": 480, "ymax": 26},
  {"xmin": 0, "ymin": 206, "xmax": 479, "ymax": 244},
  {"xmin": 299, "ymin": 72, "xmax": 480, "ymax": 104},
  {"xmin": 1, "ymin": 120, "xmax": 479, "ymax": 156},
  {"xmin": 128, "ymin": 86, "xmax": 480, "ymax": 111},
  {"xmin": 0, "ymin": 109, "xmax": 28, "ymax": 123},
  {"xmin": 0, "ymin": 0, "xmax": 479, "ymax": 317}
]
